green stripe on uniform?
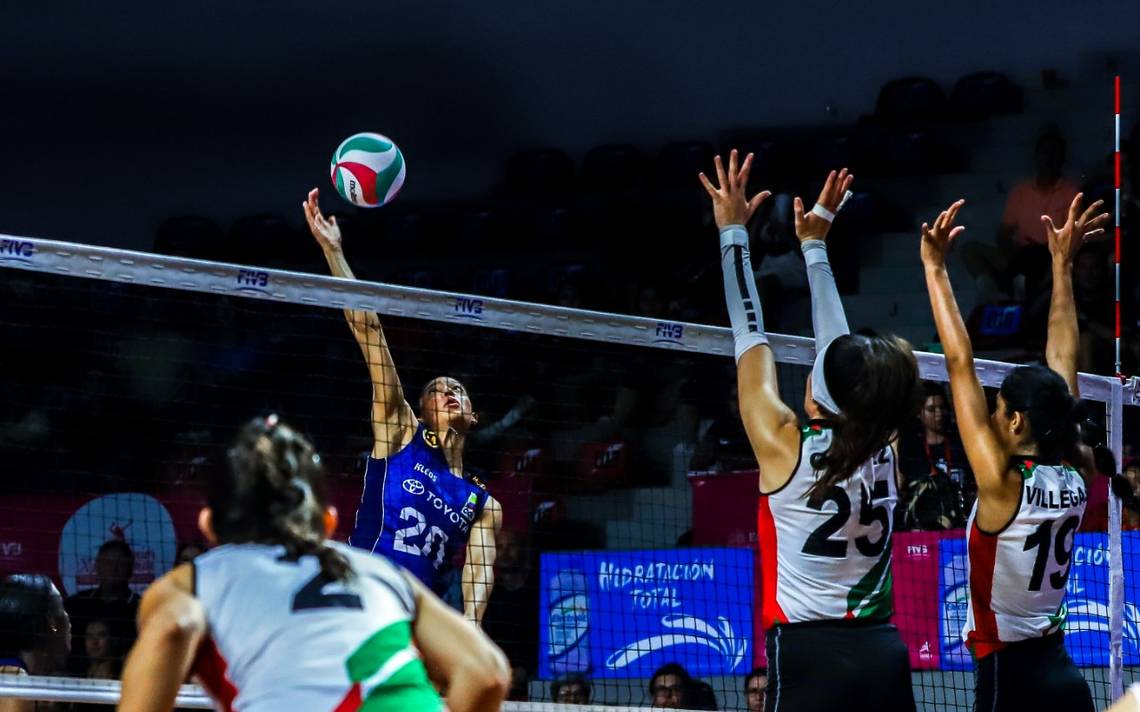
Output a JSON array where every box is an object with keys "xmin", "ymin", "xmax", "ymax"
[
  {"xmin": 347, "ymin": 622, "xmax": 441, "ymax": 712},
  {"xmin": 846, "ymin": 538, "xmax": 894, "ymax": 620}
]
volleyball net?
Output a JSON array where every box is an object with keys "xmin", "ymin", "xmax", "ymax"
[{"xmin": 0, "ymin": 234, "xmax": 1136, "ymax": 711}]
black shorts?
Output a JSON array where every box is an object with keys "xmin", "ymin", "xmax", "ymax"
[
  {"xmin": 974, "ymin": 633, "xmax": 1093, "ymax": 712},
  {"xmin": 764, "ymin": 621, "xmax": 915, "ymax": 712}
]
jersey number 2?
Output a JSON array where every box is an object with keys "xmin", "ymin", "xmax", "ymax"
[
  {"xmin": 392, "ymin": 506, "xmax": 450, "ymax": 569},
  {"xmin": 802, "ymin": 481, "xmax": 891, "ymax": 558},
  {"xmin": 291, "ymin": 572, "xmax": 363, "ymax": 612}
]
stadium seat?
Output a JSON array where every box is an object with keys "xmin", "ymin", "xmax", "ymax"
[
  {"xmin": 451, "ymin": 201, "xmax": 528, "ymax": 252},
  {"xmin": 581, "ymin": 144, "xmax": 649, "ymax": 194},
  {"xmin": 875, "ymin": 77, "xmax": 947, "ymax": 124},
  {"xmin": 503, "ymin": 148, "xmax": 576, "ymax": 203},
  {"xmin": 576, "ymin": 440, "xmax": 630, "ymax": 492},
  {"xmin": 228, "ymin": 214, "xmax": 304, "ymax": 266},
  {"xmin": 655, "ymin": 141, "xmax": 715, "ymax": 187},
  {"xmin": 949, "ymin": 72, "xmax": 1023, "ymax": 121},
  {"xmin": 468, "ymin": 266, "xmax": 512, "ymax": 298},
  {"xmin": 153, "ymin": 215, "xmax": 225, "ymax": 261}
]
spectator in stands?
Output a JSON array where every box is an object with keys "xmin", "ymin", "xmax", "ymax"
[
  {"xmin": 1124, "ymin": 459, "xmax": 1140, "ymax": 531},
  {"xmin": 691, "ymin": 378, "xmax": 756, "ymax": 472},
  {"xmin": 744, "ymin": 666, "xmax": 767, "ymax": 712},
  {"xmin": 64, "ymin": 539, "xmax": 140, "ymax": 673},
  {"xmin": 81, "ymin": 619, "xmax": 119, "ymax": 680},
  {"xmin": 752, "ymin": 193, "xmax": 808, "ymax": 332},
  {"xmin": 481, "ymin": 529, "xmax": 539, "ymax": 672},
  {"xmin": 1074, "ymin": 247, "xmax": 1115, "ymax": 374},
  {"xmin": 507, "ymin": 664, "xmax": 530, "ymax": 702},
  {"xmin": 551, "ymin": 673, "xmax": 591, "ymax": 704},
  {"xmin": 963, "ymin": 129, "xmax": 1080, "ymax": 303},
  {"xmin": 897, "ymin": 382, "xmax": 974, "ymax": 530},
  {"xmin": 688, "ymin": 680, "xmax": 718, "ymax": 709},
  {"xmin": 0, "ymin": 573, "xmax": 71, "ymax": 703},
  {"xmin": 649, "ymin": 662, "xmax": 692, "ymax": 708}
]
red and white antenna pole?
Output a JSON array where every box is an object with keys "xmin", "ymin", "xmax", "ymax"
[{"xmin": 1115, "ymin": 75, "xmax": 1123, "ymax": 377}]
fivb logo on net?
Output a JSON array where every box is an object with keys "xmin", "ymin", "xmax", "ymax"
[
  {"xmin": 452, "ymin": 296, "xmax": 484, "ymax": 321},
  {"xmin": 654, "ymin": 321, "xmax": 684, "ymax": 345},
  {"xmin": 236, "ymin": 269, "xmax": 271, "ymax": 295},
  {"xmin": 0, "ymin": 238, "xmax": 35, "ymax": 265}
]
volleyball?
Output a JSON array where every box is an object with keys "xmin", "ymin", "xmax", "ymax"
[{"xmin": 329, "ymin": 132, "xmax": 406, "ymax": 208}]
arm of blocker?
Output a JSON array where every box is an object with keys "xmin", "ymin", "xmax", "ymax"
[
  {"xmin": 720, "ymin": 225, "xmax": 770, "ymax": 361},
  {"xmin": 803, "ymin": 192, "xmax": 852, "ymax": 414}
]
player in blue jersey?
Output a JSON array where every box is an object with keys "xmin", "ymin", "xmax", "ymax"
[{"xmin": 304, "ymin": 189, "xmax": 503, "ymax": 625}]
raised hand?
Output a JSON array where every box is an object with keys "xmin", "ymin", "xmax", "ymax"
[
  {"xmin": 303, "ymin": 188, "xmax": 343, "ymax": 253},
  {"xmin": 698, "ymin": 149, "xmax": 771, "ymax": 229},
  {"xmin": 921, "ymin": 199, "xmax": 967, "ymax": 267},
  {"xmin": 1043, "ymin": 193, "xmax": 1111, "ymax": 266},
  {"xmin": 793, "ymin": 168, "xmax": 854, "ymax": 243}
]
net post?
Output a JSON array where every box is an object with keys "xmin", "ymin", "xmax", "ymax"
[{"xmin": 1108, "ymin": 376, "xmax": 1125, "ymax": 700}]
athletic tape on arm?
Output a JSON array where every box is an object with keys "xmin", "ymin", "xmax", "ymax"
[
  {"xmin": 802, "ymin": 239, "xmax": 848, "ymax": 414},
  {"xmin": 719, "ymin": 225, "xmax": 769, "ymax": 362},
  {"xmin": 809, "ymin": 190, "xmax": 854, "ymax": 223}
]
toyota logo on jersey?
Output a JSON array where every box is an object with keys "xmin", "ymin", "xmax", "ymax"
[{"xmin": 402, "ymin": 479, "xmax": 425, "ymax": 495}]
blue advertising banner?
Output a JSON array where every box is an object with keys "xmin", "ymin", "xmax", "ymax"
[
  {"xmin": 938, "ymin": 532, "xmax": 1140, "ymax": 669},
  {"xmin": 538, "ymin": 547, "xmax": 753, "ymax": 679}
]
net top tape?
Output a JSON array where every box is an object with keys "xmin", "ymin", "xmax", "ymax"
[{"xmin": 1, "ymin": 233, "xmax": 1134, "ymax": 405}]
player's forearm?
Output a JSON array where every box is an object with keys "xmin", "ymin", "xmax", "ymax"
[
  {"xmin": 801, "ymin": 240, "xmax": 850, "ymax": 353},
  {"xmin": 720, "ymin": 225, "xmax": 770, "ymax": 361},
  {"xmin": 446, "ymin": 662, "xmax": 509, "ymax": 712},
  {"xmin": 1046, "ymin": 257, "xmax": 1081, "ymax": 391},
  {"xmin": 924, "ymin": 264, "xmax": 975, "ymax": 370},
  {"xmin": 118, "ymin": 625, "xmax": 199, "ymax": 712},
  {"xmin": 461, "ymin": 564, "xmax": 493, "ymax": 625},
  {"xmin": 321, "ymin": 244, "xmax": 357, "ymax": 280}
]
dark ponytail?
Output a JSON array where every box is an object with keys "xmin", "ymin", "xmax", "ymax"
[
  {"xmin": 210, "ymin": 415, "xmax": 352, "ymax": 581},
  {"xmin": 807, "ymin": 333, "xmax": 921, "ymax": 504},
  {"xmin": 999, "ymin": 365, "xmax": 1083, "ymax": 464}
]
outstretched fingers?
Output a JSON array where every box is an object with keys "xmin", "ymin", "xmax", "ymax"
[
  {"xmin": 747, "ymin": 190, "xmax": 772, "ymax": 217},
  {"xmin": 698, "ymin": 171, "xmax": 718, "ymax": 198},
  {"xmin": 1079, "ymin": 199, "xmax": 1106, "ymax": 225},
  {"xmin": 714, "ymin": 155, "xmax": 728, "ymax": 194},
  {"xmin": 1060, "ymin": 192, "xmax": 1085, "ymax": 232}
]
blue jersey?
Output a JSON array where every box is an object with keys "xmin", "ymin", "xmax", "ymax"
[{"xmin": 350, "ymin": 424, "xmax": 489, "ymax": 595}]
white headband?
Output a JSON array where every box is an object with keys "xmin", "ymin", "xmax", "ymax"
[{"xmin": 811, "ymin": 339, "xmax": 842, "ymax": 416}]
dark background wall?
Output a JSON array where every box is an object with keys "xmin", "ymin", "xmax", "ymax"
[{"xmin": 3, "ymin": 1, "xmax": 1138, "ymax": 249}]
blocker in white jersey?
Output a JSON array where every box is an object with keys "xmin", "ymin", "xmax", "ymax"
[
  {"xmin": 758, "ymin": 422, "xmax": 898, "ymax": 628},
  {"xmin": 964, "ymin": 458, "xmax": 1088, "ymax": 657},
  {"xmin": 193, "ymin": 542, "xmax": 441, "ymax": 712}
]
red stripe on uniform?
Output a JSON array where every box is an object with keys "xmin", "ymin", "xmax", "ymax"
[
  {"xmin": 1116, "ymin": 75, "xmax": 1121, "ymax": 115},
  {"xmin": 757, "ymin": 495, "xmax": 788, "ymax": 628},
  {"xmin": 965, "ymin": 520, "xmax": 1005, "ymax": 659},
  {"xmin": 192, "ymin": 636, "xmax": 239, "ymax": 712},
  {"xmin": 333, "ymin": 682, "xmax": 364, "ymax": 712}
]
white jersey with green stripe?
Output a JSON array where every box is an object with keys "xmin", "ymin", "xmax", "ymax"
[
  {"xmin": 962, "ymin": 459, "xmax": 1087, "ymax": 658},
  {"xmin": 192, "ymin": 542, "xmax": 442, "ymax": 712},
  {"xmin": 758, "ymin": 422, "xmax": 897, "ymax": 628}
]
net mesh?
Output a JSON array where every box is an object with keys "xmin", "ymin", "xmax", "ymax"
[{"xmin": 0, "ymin": 239, "xmax": 1133, "ymax": 711}]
